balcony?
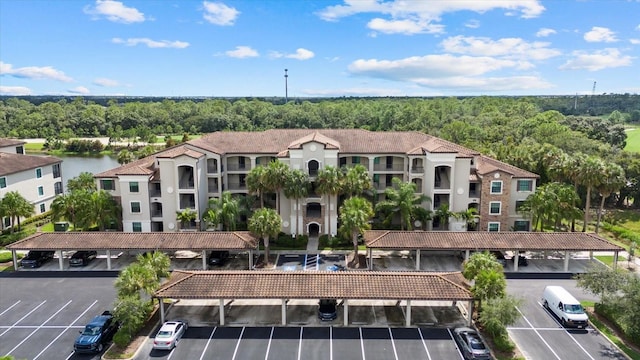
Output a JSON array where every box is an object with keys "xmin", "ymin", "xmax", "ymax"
[
  {"xmin": 226, "ymin": 163, "xmax": 251, "ymax": 171},
  {"xmin": 207, "ymin": 159, "xmax": 218, "ymax": 174},
  {"xmin": 226, "ymin": 182, "xmax": 247, "ymax": 190},
  {"xmin": 410, "ymin": 166, "xmax": 424, "ymax": 174},
  {"xmin": 373, "ymin": 164, "xmax": 405, "ymax": 172}
]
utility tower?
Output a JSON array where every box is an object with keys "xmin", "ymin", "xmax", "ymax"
[
  {"xmin": 592, "ymin": 81, "xmax": 597, "ymax": 95},
  {"xmin": 284, "ymin": 69, "xmax": 289, "ymax": 104}
]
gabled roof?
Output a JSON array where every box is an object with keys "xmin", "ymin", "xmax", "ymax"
[
  {"xmin": 154, "ymin": 270, "xmax": 473, "ymax": 301},
  {"xmin": 7, "ymin": 231, "xmax": 259, "ymax": 251},
  {"xmin": 0, "ymin": 138, "xmax": 26, "ymax": 148},
  {"xmin": 287, "ymin": 131, "xmax": 340, "ymax": 150},
  {"xmin": 363, "ymin": 231, "xmax": 623, "ymax": 252},
  {"xmin": 475, "ymin": 155, "xmax": 538, "ymax": 178},
  {"xmin": 156, "ymin": 146, "xmax": 205, "ymax": 159},
  {"xmin": 94, "ymin": 155, "xmax": 156, "ymax": 177},
  {"xmin": 0, "ymin": 153, "xmax": 61, "ymax": 176}
]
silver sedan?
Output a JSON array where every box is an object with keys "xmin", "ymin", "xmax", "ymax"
[{"xmin": 152, "ymin": 320, "xmax": 188, "ymax": 350}]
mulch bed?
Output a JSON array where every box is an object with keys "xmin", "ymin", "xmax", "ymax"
[{"xmin": 104, "ymin": 306, "xmax": 161, "ymax": 359}]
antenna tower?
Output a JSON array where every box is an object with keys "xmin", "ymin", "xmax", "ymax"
[{"xmin": 592, "ymin": 81, "xmax": 596, "ymax": 96}]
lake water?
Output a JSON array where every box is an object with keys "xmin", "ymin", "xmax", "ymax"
[{"xmin": 34, "ymin": 154, "xmax": 121, "ymax": 187}]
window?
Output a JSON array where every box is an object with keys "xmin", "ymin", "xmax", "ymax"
[
  {"xmin": 352, "ymin": 156, "xmax": 360, "ymax": 164},
  {"xmin": 515, "ymin": 200, "xmax": 525, "ymax": 212},
  {"xmin": 38, "ymin": 186, "xmax": 44, "ymax": 196},
  {"xmin": 40, "ymin": 204, "xmax": 46, "ymax": 213},
  {"xmin": 488, "ymin": 222, "xmax": 500, "ymax": 232},
  {"xmin": 100, "ymin": 179, "xmax": 115, "ymax": 191},
  {"xmin": 517, "ymin": 180, "xmax": 533, "ymax": 192},
  {"xmin": 36, "ymin": 168, "xmax": 42, "ymax": 178},
  {"xmin": 132, "ymin": 222, "xmax": 142, "ymax": 232},
  {"xmin": 0, "ymin": 177, "xmax": 6, "ymax": 189},
  {"xmin": 52, "ymin": 164, "xmax": 61, "ymax": 178},
  {"xmin": 54, "ymin": 182, "xmax": 63, "ymax": 195},
  {"xmin": 469, "ymin": 183, "xmax": 478, "ymax": 196},
  {"xmin": 3, "ymin": 217, "xmax": 10, "ymax": 228},
  {"xmin": 16, "ymin": 146, "xmax": 24, "ymax": 154},
  {"xmin": 489, "ymin": 201, "xmax": 501, "ymax": 215},
  {"xmin": 386, "ymin": 156, "xmax": 393, "ymax": 169},
  {"xmin": 490, "ymin": 181, "xmax": 502, "ymax": 194},
  {"xmin": 374, "ymin": 157, "xmax": 380, "ymax": 164},
  {"xmin": 129, "ymin": 182, "xmax": 139, "ymax": 193},
  {"xmin": 514, "ymin": 220, "xmax": 530, "ymax": 231},
  {"xmin": 239, "ymin": 157, "xmax": 246, "ymax": 169},
  {"xmin": 131, "ymin": 202, "xmax": 141, "ymax": 213}
]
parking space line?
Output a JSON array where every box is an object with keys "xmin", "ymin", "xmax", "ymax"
[
  {"xmin": 7, "ymin": 300, "xmax": 72, "ymax": 355},
  {"xmin": 0, "ymin": 325, "xmax": 84, "ymax": 329},
  {"xmin": 264, "ymin": 326, "xmax": 275, "ymax": 360},
  {"xmin": 387, "ymin": 327, "xmax": 399, "ymax": 360},
  {"xmin": 297, "ymin": 327, "xmax": 303, "ymax": 360},
  {"xmin": 34, "ymin": 299, "xmax": 98, "ymax": 360},
  {"xmin": 515, "ymin": 306, "xmax": 562, "ymax": 360},
  {"xmin": 535, "ymin": 302, "xmax": 596, "ymax": 360},
  {"xmin": 330, "ymin": 325, "xmax": 333, "ymax": 360},
  {"xmin": 198, "ymin": 326, "xmax": 217, "ymax": 360},
  {"xmin": 507, "ymin": 327, "xmax": 566, "ymax": 331},
  {"xmin": 231, "ymin": 327, "xmax": 246, "ymax": 360},
  {"xmin": 0, "ymin": 300, "xmax": 46, "ymax": 337},
  {"xmin": 417, "ymin": 328, "xmax": 432, "ymax": 360},
  {"xmin": 447, "ymin": 328, "xmax": 465, "ymax": 360},
  {"xmin": 0, "ymin": 300, "xmax": 20, "ymax": 317},
  {"xmin": 359, "ymin": 327, "xmax": 365, "ymax": 360}
]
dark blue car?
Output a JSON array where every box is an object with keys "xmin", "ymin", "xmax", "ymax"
[{"xmin": 74, "ymin": 311, "xmax": 119, "ymax": 353}]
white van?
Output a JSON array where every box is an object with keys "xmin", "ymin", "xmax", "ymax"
[{"xmin": 542, "ymin": 286, "xmax": 589, "ymax": 328}]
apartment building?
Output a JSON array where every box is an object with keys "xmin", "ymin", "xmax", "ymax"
[
  {"xmin": 0, "ymin": 138, "xmax": 64, "ymax": 230},
  {"xmin": 94, "ymin": 130, "xmax": 538, "ymax": 234}
]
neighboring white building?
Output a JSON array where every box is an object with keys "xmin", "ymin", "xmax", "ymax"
[
  {"xmin": 0, "ymin": 138, "xmax": 64, "ymax": 230},
  {"xmin": 94, "ymin": 130, "xmax": 538, "ymax": 234}
]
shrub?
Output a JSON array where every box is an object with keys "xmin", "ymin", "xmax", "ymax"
[
  {"xmin": 112, "ymin": 329, "xmax": 132, "ymax": 348},
  {"xmin": 492, "ymin": 333, "xmax": 515, "ymax": 352}
]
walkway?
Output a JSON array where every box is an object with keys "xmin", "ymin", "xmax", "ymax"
[{"xmin": 306, "ymin": 236, "xmax": 319, "ymax": 252}]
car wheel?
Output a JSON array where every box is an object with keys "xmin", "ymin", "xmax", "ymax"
[
  {"xmin": 543, "ymin": 300, "xmax": 548, "ymax": 309},
  {"xmin": 97, "ymin": 343, "xmax": 103, "ymax": 352},
  {"xmin": 561, "ymin": 318, "xmax": 567, "ymax": 327}
]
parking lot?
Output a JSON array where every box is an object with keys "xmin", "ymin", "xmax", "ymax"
[{"xmin": 506, "ymin": 279, "xmax": 625, "ymax": 360}]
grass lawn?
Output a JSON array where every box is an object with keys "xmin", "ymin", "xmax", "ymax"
[
  {"xmin": 595, "ymin": 255, "xmax": 627, "ymax": 266},
  {"xmin": 625, "ymin": 124, "xmax": 640, "ymax": 153}
]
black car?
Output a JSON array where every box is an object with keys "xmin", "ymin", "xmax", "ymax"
[
  {"xmin": 490, "ymin": 251, "xmax": 506, "ymax": 267},
  {"xmin": 20, "ymin": 250, "xmax": 55, "ymax": 268},
  {"xmin": 69, "ymin": 250, "xmax": 98, "ymax": 267},
  {"xmin": 318, "ymin": 299, "xmax": 338, "ymax": 321},
  {"xmin": 511, "ymin": 252, "xmax": 529, "ymax": 266},
  {"xmin": 74, "ymin": 311, "xmax": 119, "ymax": 353},
  {"xmin": 208, "ymin": 251, "xmax": 230, "ymax": 266}
]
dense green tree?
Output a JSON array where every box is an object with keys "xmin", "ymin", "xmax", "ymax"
[
  {"xmin": 339, "ymin": 196, "xmax": 374, "ymax": 264},
  {"xmin": 204, "ymin": 191, "xmax": 239, "ymax": 231},
  {"xmin": 66, "ymin": 171, "xmax": 97, "ymax": 192},
  {"xmin": 175, "ymin": 208, "xmax": 197, "ymax": 230},
  {"xmin": 462, "ymin": 251, "xmax": 504, "ymax": 281},
  {"xmin": 594, "ymin": 163, "xmax": 626, "ymax": 233},
  {"xmin": 479, "ymin": 296, "xmax": 523, "ymax": 338},
  {"xmin": 248, "ymin": 208, "xmax": 282, "ymax": 265},
  {"xmin": 83, "ymin": 190, "xmax": 121, "ymax": 231}
]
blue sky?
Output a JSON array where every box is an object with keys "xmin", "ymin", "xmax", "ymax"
[{"xmin": 1, "ymin": 0, "xmax": 639, "ymax": 97}]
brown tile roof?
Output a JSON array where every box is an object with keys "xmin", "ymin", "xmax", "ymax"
[
  {"xmin": 94, "ymin": 156, "xmax": 156, "ymax": 177},
  {"xmin": 0, "ymin": 153, "xmax": 62, "ymax": 176},
  {"xmin": 7, "ymin": 231, "xmax": 259, "ymax": 251},
  {"xmin": 476, "ymin": 155, "xmax": 538, "ymax": 178},
  {"xmin": 287, "ymin": 131, "xmax": 340, "ymax": 150},
  {"xmin": 363, "ymin": 231, "xmax": 623, "ymax": 252},
  {"xmin": 156, "ymin": 146, "xmax": 205, "ymax": 159},
  {"xmin": 188, "ymin": 129, "xmax": 480, "ymax": 156},
  {"xmin": 154, "ymin": 270, "xmax": 473, "ymax": 301},
  {"xmin": 0, "ymin": 138, "xmax": 26, "ymax": 148}
]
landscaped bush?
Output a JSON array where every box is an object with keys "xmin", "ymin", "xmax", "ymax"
[
  {"xmin": 492, "ymin": 333, "xmax": 515, "ymax": 352},
  {"xmin": 0, "ymin": 228, "xmax": 36, "ymax": 246},
  {"xmin": 0, "ymin": 251, "xmax": 23, "ymax": 263}
]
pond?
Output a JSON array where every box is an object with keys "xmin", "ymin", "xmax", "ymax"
[{"xmin": 33, "ymin": 153, "xmax": 121, "ymax": 188}]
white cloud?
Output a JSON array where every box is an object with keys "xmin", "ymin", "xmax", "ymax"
[
  {"xmin": 440, "ymin": 36, "xmax": 561, "ymax": 60},
  {"xmin": 83, "ymin": 0, "xmax": 145, "ymax": 23},
  {"xmin": 303, "ymin": 87, "xmax": 405, "ymax": 97},
  {"xmin": 0, "ymin": 86, "xmax": 32, "ymax": 95},
  {"xmin": 560, "ymin": 48, "xmax": 633, "ymax": 71},
  {"xmin": 111, "ymin": 38, "xmax": 189, "ymax": 48},
  {"xmin": 317, "ymin": 0, "xmax": 544, "ymax": 35},
  {"xmin": 465, "ymin": 20, "xmax": 480, "ymax": 29},
  {"xmin": 536, "ymin": 28, "xmax": 556, "ymax": 37},
  {"xmin": 202, "ymin": 1, "xmax": 239, "ymax": 26},
  {"xmin": 93, "ymin": 78, "xmax": 120, "ymax": 87},
  {"xmin": 68, "ymin": 86, "xmax": 90, "ymax": 95},
  {"xmin": 225, "ymin": 46, "xmax": 259, "ymax": 58},
  {"xmin": 273, "ymin": 48, "xmax": 315, "ymax": 60},
  {"xmin": 0, "ymin": 61, "xmax": 73, "ymax": 82},
  {"xmin": 412, "ymin": 76, "xmax": 553, "ymax": 91},
  {"xmin": 584, "ymin": 26, "xmax": 618, "ymax": 42},
  {"xmin": 631, "ymin": 39, "xmax": 640, "ymax": 45}
]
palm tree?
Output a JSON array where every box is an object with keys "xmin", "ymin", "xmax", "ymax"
[
  {"xmin": 265, "ymin": 161, "xmax": 291, "ymax": 214},
  {"xmin": 0, "ymin": 191, "xmax": 34, "ymax": 232},
  {"xmin": 594, "ymin": 163, "xmax": 625, "ymax": 233},
  {"xmin": 137, "ymin": 251, "xmax": 171, "ymax": 281},
  {"xmin": 66, "ymin": 172, "xmax": 97, "ymax": 192},
  {"xmin": 434, "ymin": 204, "xmax": 455, "ymax": 231},
  {"xmin": 115, "ymin": 262, "xmax": 158, "ymax": 299},
  {"xmin": 83, "ymin": 190, "xmax": 121, "ymax": 231},
  {"xmin": 579, "ymin": 156, "xmax": 605, "ymax": 232},
  {"xmin": 456, "ymin": 207, "xmax": 479, "ymax": 231},
  {"xmin": 248, "ymin": 208, "xmax": 282, "ymax": 266},
  {"xmin": 247, "ymin": 165, "xmax": 269, "ymax": 208},
  {"xmin": 375, "ymin": 178, "xmax": 431, "ymax": 230},
  {"xmin": 316, "ymin": 165, "xmax": 343, "ymax": 238},
  {"xmin": 176, "ymin": 208, "xmax": 197, "ymax": 230},
  {"xmin": 283, "ymin": 170, "xmax": 310, "ymax": 236},
  {"xmin": 342, "ymin": 164, "xmax": 372, "ymax": 198},
  {"xmin": 117, "ymin": 149, "xmax": 135, "ymax": 165},
  {"xmin": 204, "ymin": 191, "xmax": 239, "ymax": 230},
  {"xmin": 339, "ymin": 196, "xmax": 374, "ymax": 265}
]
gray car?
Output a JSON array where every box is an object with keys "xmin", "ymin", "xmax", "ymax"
[
  {"xmin": 452, "ymin": 327, "xmax": 492, "ymax": 360},
  {"xmin": 152, "ymin": 320, "xmax": 188, "ymax": 350}
]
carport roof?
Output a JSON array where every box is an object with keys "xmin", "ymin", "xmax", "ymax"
[
  {"xmin": 154, "ymin": 270, "xmax": 473, "ymax": 301},
  {"xmin": 363, "ymin": 231, "xmax": 623, "ymax": 252},
  {"xmin": 6, "ymin": 231, "xmax": 258, "ymax": 251}
]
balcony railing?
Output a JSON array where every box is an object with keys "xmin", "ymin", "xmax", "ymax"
[
  {"xmin": 226, "ymin": 164, "xmax": 251, "ymax": 171},
  {"xmin": 410, "ymin": 166, "xmax": 424, "ymax": 173},
  {"xmin": 226, "ymin": 183, "xmax": 247, "ymax": 190},
  {"xmin": 373, "ymin": 164, "xmax": 405, "ymax": 171}
]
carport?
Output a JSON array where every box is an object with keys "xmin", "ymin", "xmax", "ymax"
[
  {"xmin": 363, "ymin": 231, "xmax": 624, "ymax": 272},
  {"xmin": 6, "ymin": 231, "xmax": 259, "ymax": 271},
  {"xmin": 154, "ymin": 270, "xmax": 474, "ymax": 327}
]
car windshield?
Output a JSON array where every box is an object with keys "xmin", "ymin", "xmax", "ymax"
[
  {"xmin": 156, "ymin": 330, "xmax": 173, "ymax": 338},
  {"xmin": 564, "ymin": 304, "xmax": 584, "ymax": 314},
  {"xmin": 82, "ymin": 325, "xmax": 101, "ymax": 336},
  {"xmin": 469, "ymin": 337, "xmax": 486, "ymax": 350}
]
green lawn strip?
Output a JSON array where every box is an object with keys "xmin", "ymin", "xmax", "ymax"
[
  {"xmin": 595, "ymin": 255, "xmax": 627, "ymax": 266},
  {"xmin": 625, "ymin": 126, "xmax": 640, "ymax": 153},
  {"xmin": 581, "ymin": 301, "xmax": 640, "ymax": 360}
]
